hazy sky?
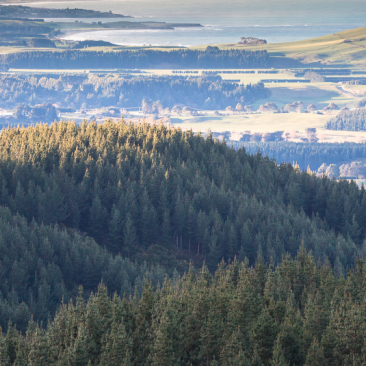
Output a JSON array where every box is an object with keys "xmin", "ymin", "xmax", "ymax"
[{"xmin": 23, "ymin": 0, "xmax": 366, "ymax": 24}]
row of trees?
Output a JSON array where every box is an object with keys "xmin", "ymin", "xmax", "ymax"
[
  {"xmin": 0, "ymin": 47, "xmax": 269, "ymax": 70},
  {"xmin": 238, "ymin": 141, "xmax": 366, "ymax": 171},
  {"xmin": 13, "ymin": 103, "xmax": 58, "ymax": 123},
  {"xmin": 0, "ymin": 73, "xmax": 269, "ymax": 112},
  {"xmin": 0, "ymin": 21, "xmax": 51, "ymax": 36},
  {"xmin": 3, "ymin": 250, "xmax": 366, "ymax": 365},
  {"xmin": 326, "ymin": 108, "xmax": 366, "ymax": 131}
]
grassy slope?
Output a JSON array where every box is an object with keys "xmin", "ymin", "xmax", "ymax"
[
  {"xmin": 168, "ymin": 113, "xmax": 366, "ymax": 144},
  {"xmin": 194, "ymin": 27, "xmax": 366, "ymax": 67},
  {"xmin": 1, "ymin": 24, "xmax": 365, "ymax": 67},
  {"xmin": 170, "ymin": 113, "xmax": 328, "ymax": 133}
]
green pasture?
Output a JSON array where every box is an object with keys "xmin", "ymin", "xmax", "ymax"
[
  {"xmin": 169, "ymin": 113, "xmax": 328, "ymax": 133},
  {"xmin": 167, "ymin": 112, "xmax": 366, "ymax": 143},
  {"xmin": 143, "ymin": 69, "xmax": 363, "ymax": 110},
  {"xmin": 254, "ymin": 83, "xmax": 356, "ymax": 109}
]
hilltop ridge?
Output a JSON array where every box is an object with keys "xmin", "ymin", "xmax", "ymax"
[{"xmin": 0, "ymin": 4, "xmax": 130, "ymax": 18}]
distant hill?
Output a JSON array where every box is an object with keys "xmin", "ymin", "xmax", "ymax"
[
  {"xmin": 0, "ymin": 4, "xmax": 130, "ymax": 18},
  {"xmin": 202, "ymin": 27, "xmax": 366, "ymax": 67}
]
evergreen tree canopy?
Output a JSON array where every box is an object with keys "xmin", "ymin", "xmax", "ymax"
[
  {"xmin": 2, "ymin": 251, "xmax": 366, "ymax": 365},
  {"xmin": 0, "ymin": 119, "xmax": 365, "ymax": 335}
]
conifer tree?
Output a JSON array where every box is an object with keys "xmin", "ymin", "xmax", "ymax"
[
  {"xmin": 251, "ymin": 347, "xmax": 264, "ymax": 366},
  {"xmin": 227, "ymin": 224, "xmax": 238, "ymax": 259},
  {"xmin": 304, "ymin": 337, "xmax": 325, "ymax": 366},
  {"xmin": 133, "ymin": 282, "xmax": 155, "ymax": 365},
  {"xmin": 108, "ymin": 205, "xmax": 124, "ymax": 254},
  {"xmin": 161, "ymin": 209, "xmax": 172, "ymax": 248},
  {"xmin": 207, "ymin": 237, "xmax": 223, "ymax": 272},
  {"xmin": 99, "ymin": 321, "xmax": 132, "ymax": 366},
  {"xmin": 4, "ymin": 322, "xmax": 19, "ymax": 365},
  {"xmin": 250, "ymin": 308, "xmax": 279, "ymax": 364},
  {"xmin": 123, "ymin": 213, "xmax": 137, "ymax": 257},
  {"xmin": 220, "ymin": 329, "xmax": 249, "ymax": 366},
  {"xmin": 69, "ymin": 324, "xmax": 92, "ymax": 366},
  {"xmin": 187, "ymin": 204, "xmax": 196, "ymax": 255},
  {"xmin": 150, "ymin": 314, "xmax": 174, "ymax": 366},
  {"xmin": 0, "ymin": 331, "xmax": 11, "ymax": 366},
  {"xmin": 271, "ymin": 336, "xmax": 289, "ymax": 366},
  {"xmin": 89, "ymin": 195, "xmax": 108, "ymax": 243}
]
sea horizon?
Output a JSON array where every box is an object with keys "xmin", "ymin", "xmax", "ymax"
[{"xmin": 3, "ymin": 0, "xmax": 366, "ymax": 46}]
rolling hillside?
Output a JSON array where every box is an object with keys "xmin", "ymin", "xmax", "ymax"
[{"xmin": 213, "ymin": 27, "xmax": 366, "ymax": 67}]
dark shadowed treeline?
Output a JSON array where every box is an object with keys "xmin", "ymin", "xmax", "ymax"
[
  {"xmin": 0, "ymin": 47, "xmax": 269, "ymax": 70},
  {"xmin": 238, "ymin": 141, "xmax": 366, "ymax": 171},
  {"xmin": 3, "ymin": 250, "xmax": 366, "ymax": 365},
  {"xmin": 0, "ymin": 206, "xmax": 168, "ymax": 333},
  {"xmin": 0, "ymin": 22, "xmax": 51, "ymax": 36}
]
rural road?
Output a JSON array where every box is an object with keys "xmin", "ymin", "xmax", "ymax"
[{"xmin": 336, "ymin": 85, "xmax": 359, "ymax": 98}]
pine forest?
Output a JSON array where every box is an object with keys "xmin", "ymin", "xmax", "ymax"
[{"xmin": 0, "ymin": 120, "xmax": 364, "ymax": 364}]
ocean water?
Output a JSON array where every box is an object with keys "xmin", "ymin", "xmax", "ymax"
[{"xmin": 8, "ymin": 0, "xmax": 366, "ymax": 46}]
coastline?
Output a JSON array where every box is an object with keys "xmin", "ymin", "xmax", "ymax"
[
  {"xmin": 55, "ymin": 22, "xmax": 203, "ymax": 39},
  {"xmin": 59, "ymin": 28, "xmax": 174, "ymax": 39},
  {"xmin": 1, "ymin": 0, "xmax": 91, "ymax": 2}
]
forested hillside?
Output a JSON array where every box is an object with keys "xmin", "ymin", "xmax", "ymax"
[
  {"xmin": 0, "ymin": 206, "xmax": 167, "ymax": 333},
  {"xmin": 0, "ymin": 120, "xmax": 366, "ymax": 336},
  {"xmin": 0, "ymin": 47, "xmax": 269, "ymax": 70},
  {"xmin": 0, "ymin": 120, "xmax": 364, "ymax": 265},
  {"xmin": 3, "ymin": 250, "xmax": 366, "ymax": 366}
]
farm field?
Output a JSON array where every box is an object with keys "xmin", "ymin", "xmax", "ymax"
[
  {"xmin": 165, "ymin": 113, "xmax": 366, "ymax": 143},
  {"xmin": 7, "ymin": 66, "xmax": 361, "ymax": 143},
  {"xmin": 144, "ymin": 68, "xmax": 364, "ymax": 109},
  {"xmin": 168, "ymin": 112, "xmax": 327, "ymax": 132},
  {"xmin": 55, "ymin": 104, "xmax": 366, "ymax": 144},
  {"xmin": 255, "ymin": 83, "xmax": 354, "ymax": 109}
]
